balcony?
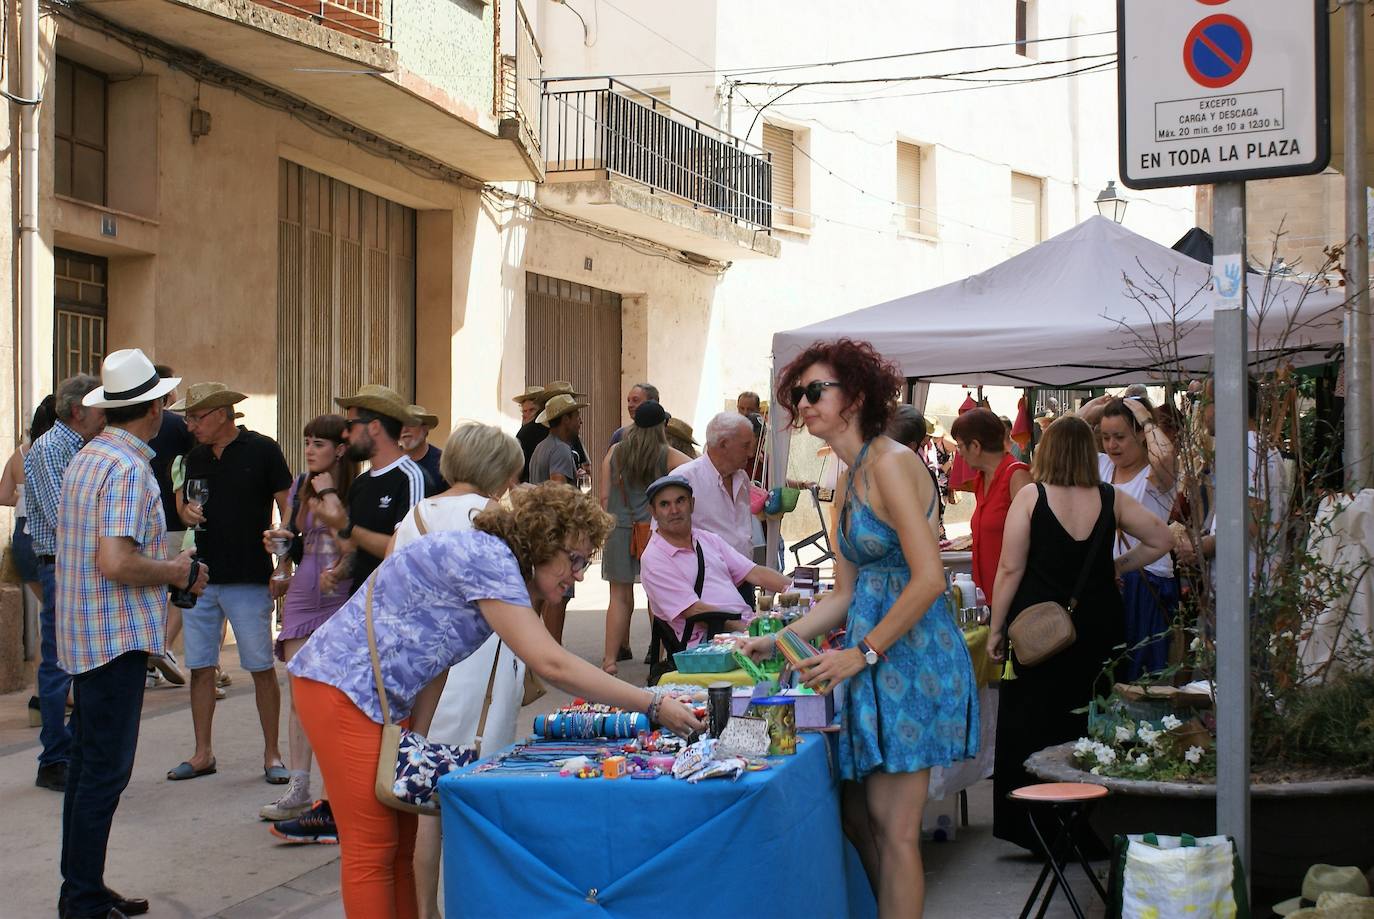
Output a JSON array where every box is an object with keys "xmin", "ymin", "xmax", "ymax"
[
  {"xmin": 71, "ymin": 0, "xmax": 541, "ymax": 181},
  {"xmin": 539, "ymin": 79, "xmax": 780, "ymax": 261},
  {"xmin": 255, "ymin": 0, "xmax": 392, "ymax": 44}
]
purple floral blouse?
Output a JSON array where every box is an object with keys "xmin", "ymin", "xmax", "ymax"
[{"xmin": 288, "ymin": 529, "xmax": 531, "ymax": 723}]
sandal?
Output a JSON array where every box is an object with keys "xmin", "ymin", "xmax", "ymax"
[
  {"xmin": 264, "ymin": 764, "xmax": 290, "ymax": 785},
  {"xmin": 167, "ymin": 759, "xmax": 217, "ymax": 781}
]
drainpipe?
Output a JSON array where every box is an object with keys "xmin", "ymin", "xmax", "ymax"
[{"xmin": 19, "ymin": 0, "xmax": 40, "ymax": 426}]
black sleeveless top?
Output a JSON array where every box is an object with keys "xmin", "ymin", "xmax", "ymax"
[{"xmin": 1007, "ymin": 483, "xmax": 1126, "ymax": 689}]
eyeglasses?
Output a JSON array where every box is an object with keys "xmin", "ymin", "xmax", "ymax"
[
  {"xmin": 790, "ymin": 380, "xmax": 842, "ymax": 406},
  {"xmin": 185, "ymin": 410, "xmax": 218, "ymax": 426},
  {"xmin": 562, "ymin": 546, "xmax": 591, "ymax": 575},
  {"xmin": 344, "ymin": 418, "xmax": 366, "ymax": 429}
]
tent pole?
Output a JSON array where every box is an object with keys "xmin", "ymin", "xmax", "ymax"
[{"xmin": 1213, "ymin": 181, "xmax": 1251, "ymax": 886}]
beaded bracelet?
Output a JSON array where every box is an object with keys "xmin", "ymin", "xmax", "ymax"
[{"xmin": 646, "ymin": 694, "xmax": 662, "ymax": 725}]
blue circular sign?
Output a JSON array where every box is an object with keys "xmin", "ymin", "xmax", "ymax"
[{"xmin": 1184, "ymin": 15, "xmax": 1252, "ymax": 89}]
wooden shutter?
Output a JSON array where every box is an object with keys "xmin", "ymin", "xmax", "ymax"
[
  {"xmin": 762, "ymin": 123, "xmax": 795, "ymax": 225},
  {"xmin": 277, "ymin": 161, "xmax": 416, "ymax": 472},
  {"xmin": 896, "ymin": 142, "xmax": 922, "ymax": 234},
  {"xmin": 1010, "ymin": 171, "xmax": 1042, "ymax": 251}
]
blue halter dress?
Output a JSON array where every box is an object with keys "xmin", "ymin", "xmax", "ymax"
[{"xmin": 836, "ymin": 441, "xmax": 980, "ymax": 781}]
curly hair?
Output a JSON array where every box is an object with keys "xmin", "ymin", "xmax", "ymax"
[
  {"xmin": 471, "ymin": 482, "xmax": 614, "ymax": 579},
  {"xmin": 776, "ymin": 338, "xmax": 903, "ymax": 441}
]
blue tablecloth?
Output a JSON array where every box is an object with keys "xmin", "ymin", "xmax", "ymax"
[{"xmin": 439, "ymin": 734, "xmax": 876, "ymax": 918}]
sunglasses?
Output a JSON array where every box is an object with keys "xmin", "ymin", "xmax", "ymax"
[
  {"xmin": 790, "ymin": 380, "xmax": 842, "ymax": 406},
  {"xmin": 562, "ymin": 546, "xmax": 591, "ymax": 575}
]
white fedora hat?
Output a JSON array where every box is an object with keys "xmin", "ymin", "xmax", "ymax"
[{"xmin": 83, "ymin": 348, "xmax": 180, "ymax": 409}]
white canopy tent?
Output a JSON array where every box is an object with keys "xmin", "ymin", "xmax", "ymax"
[{"xmin": 766, "ymin": 215, "xmax": 1347, "ymax": 557}]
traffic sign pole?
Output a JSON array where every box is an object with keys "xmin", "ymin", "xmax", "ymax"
[
  {"xmin": 1212, "ymin": 180, "xmax": 1251, "ymax": 884},
  {"xmin": 1344, "ymin": 0, "xmax": 1372, "ymax": 490}
]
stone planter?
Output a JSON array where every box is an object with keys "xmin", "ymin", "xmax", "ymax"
[{"xmin": 1026, "ymin": 742, "xmax": 1374, "ymax": 896}]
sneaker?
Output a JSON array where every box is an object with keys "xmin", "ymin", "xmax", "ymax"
[
  {"xmin": 151, "ymin": 649, "xmax": 186, "ymax": 685},
  {"xmin": 270, "ymin": 799, "xmax": 338, "ymax": 844},
  {"xmin": 145, "ymin": 669, "xmax": 164, "ymax": 689},
  {"xmin": 27, "ymin": 696, "xmax": 39, "ymax": 728},
  {"xmin": 35, "ymin": 761, "xmax": 67, "ymax": 792},
  {"xmin": 259, "ymin": 772, "xmax": 312, "ymax": 821}
]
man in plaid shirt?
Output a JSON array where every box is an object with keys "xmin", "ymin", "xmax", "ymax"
[
  {"xmin": 54, "ymin": 349, "xmax": 207, "ymax": 919},
  {"xmin": 22, "ymin": 373, "xmax": 104, "ymax": 793}
]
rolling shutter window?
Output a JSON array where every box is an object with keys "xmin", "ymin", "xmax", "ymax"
[
  {"xmin": 1010, "ymin": 171, "xmax": 1043, "ymax": 251},
  {"xmin": 896, "ymin": 142, "xmax": 922, "ymax": 234},
  {"xmin": 762, "ymin": 123, "xmax": 796, "ymax": 225}
]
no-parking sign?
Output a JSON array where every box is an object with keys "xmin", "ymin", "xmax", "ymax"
[{"xmin": 1118, "ymin": 0, "xmax": 1329, "ymax": 189}]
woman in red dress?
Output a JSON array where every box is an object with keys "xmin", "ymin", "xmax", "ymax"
[{"xmin": 953, "ymin": 408, "xmax": 1032, "ymax": 607}]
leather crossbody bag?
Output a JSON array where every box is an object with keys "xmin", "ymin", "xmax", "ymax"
[{"xmin": 1006, "ymin": 484, "xmax": 1113, "ymax": 668}]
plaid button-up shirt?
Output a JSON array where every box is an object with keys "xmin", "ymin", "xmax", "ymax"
[
  {"xmin": 22, "ymin": 420, "xmax": 83, "ymax": 557},
  {"xmin": 56, "ymin": 427, "xmax": 167, "ymax": 675}
]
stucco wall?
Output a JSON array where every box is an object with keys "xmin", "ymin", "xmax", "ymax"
[{"xmin": 392, "ymin": 0, "xmax": 495, "ymax": 121}]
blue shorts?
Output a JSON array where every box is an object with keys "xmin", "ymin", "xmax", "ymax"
[{"xmin": 183, "ymin": 583, "xmax": 275, "ymax": 673}]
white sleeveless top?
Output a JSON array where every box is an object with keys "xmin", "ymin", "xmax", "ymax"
[{"xmin": 1098, "ymin": 453, "xmax": 1174, "ymax": 578}]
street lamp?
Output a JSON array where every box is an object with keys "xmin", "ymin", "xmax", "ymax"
[{"xmin": 1095, "ymin": 180, "xmax": 1128, "ymax": 223}]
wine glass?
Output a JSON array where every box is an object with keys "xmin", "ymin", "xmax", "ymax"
[
  {"xmin": 315, "ymin": 533, "xmax": 342, "ymax": 598},
  {"xmin": 269, "ymin": 534, "xmax": 292, "ymax": 582},
  {"xmin": 185, "ymin": 478, "xmax": 209, "ymax": 532},
  {"xmin": 576, "ymin": 468, "xmax": 592, "ymax": 495}
]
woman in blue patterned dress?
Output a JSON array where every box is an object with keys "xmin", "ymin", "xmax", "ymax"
[
  {"xmin": 743, "ymin": 339, "xmax": 979, "ymax": 919},
  {"xmin": 288, "ymin": 483, "xmax": 702, "ymax": 918}
]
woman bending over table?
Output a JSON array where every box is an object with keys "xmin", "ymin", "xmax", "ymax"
[
  {"xmin": 288, "ymin": 483, "xmax": 702, "ymax": 918},
  {"xmin": 742, "ymin": 338, "xmax": 979, "ymax": 919}
]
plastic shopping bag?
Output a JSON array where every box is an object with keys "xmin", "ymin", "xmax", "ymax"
[{"xmin": 1110, "ymin": 833, "xmax": 1250, "ymax": 919}]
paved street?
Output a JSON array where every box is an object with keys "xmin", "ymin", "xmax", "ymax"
[{"xmin": 1, "ymin": 570, "xmax": 1102, "ymax": 918}]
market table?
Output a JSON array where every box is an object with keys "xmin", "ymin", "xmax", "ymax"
[
  {"xmin": 439, "ymin": 733, "xmax": 876, "ymax": 919},
  {"xmin": 652, "ymin": 668, "xmax": 754, "ymax": 688}
]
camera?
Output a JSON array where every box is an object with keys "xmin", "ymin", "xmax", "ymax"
[{"xmin": 170, "ymin": 557, "xmax": 202, "ymax": 609}]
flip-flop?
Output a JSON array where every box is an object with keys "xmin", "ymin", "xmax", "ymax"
[
  {"xmin": 167, "ymin": 760, "xmax": 217, "ymax": 781},
  {"xmin": 264, "ymin": 764, "xmax": 290, "ymax": 785}
]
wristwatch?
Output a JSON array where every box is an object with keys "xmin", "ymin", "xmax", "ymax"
[
  {"xmin": 860, "ymin": 640, "xmax": 880, "ymax": 667},
  {"xmin": 338, "ymin": 520, "xmax": 354, "ymax": 540}
]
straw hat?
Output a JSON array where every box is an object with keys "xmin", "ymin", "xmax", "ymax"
[
  {"xmin": 407, "ymin": 404, "xmax": 438, "ymax": 428},
  {"xmin": 541, "ymin": 380, "xmax": 586, "ymax": 402},
  {"xmin": 334, "ymin": 384, "xmax": 419, "ymax": 425},
  {"xmin": 1288, "ymin": 893, "xmax": 1374, "ymax": 918},
  {"xmin": 666, "ymin": 416, "xmax": 698, "ymax": 445},
  {"xmin": 1276, "ymin": 866, "xmax": 1373, "ymax": 916},
  {"xmin": 536, "ymin": 393, "xmax": 589, "ymax": 425},
  {"xmin": 83, "ymin": 349, "xmax": 180, "ymax": 409},
  {"xmin": 512, "ymin": 385, "xmax": 546, "ymax": 405},
  {"xmin": 168, "ymin": 382, "xmax": 245, "ymax": 414}
]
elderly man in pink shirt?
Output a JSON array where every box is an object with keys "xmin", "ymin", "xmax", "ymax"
[
  {"xmin": 640, "ymin": 474, "xmax": 789, "ymax": 645},
  {"xmin": 674, "ymin": 412, "xmax": 756, "ymax": 549}
]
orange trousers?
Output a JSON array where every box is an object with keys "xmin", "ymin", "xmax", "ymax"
[{"xmin": 292, "ymin": 676, "xmax": 418, "ymax": 919}]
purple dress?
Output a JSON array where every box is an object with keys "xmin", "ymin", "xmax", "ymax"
[{"xmin": 275, "ymin": 478, "xmax": 352, "ymax": 660}]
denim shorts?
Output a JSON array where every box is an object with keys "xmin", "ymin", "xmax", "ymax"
[{"xmin": 182, "ymin": 583, "xmax": 275, "ymax": 673}]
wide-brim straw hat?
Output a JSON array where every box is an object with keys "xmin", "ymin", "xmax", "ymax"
[
  {"xmin": 168, "ymin": 382, "xmax": 246, "ymax": 413},
  {"xmin": 512, "ymin": 385, "xmax": 546, "ymax": 405},
  {"xmin": 1276, "ymin": 866, "xmax": 1373, "ymax": 916},
  {"xmin": 408, "ymin": 404, "xmax": 438, "ymax": 428},
  {"xmin": 541, "ymin": 380, "xmax": 586, "ymax": 403},
  {"xmin": 83, "ymin": 348, "xmax": 180, "ymax": 409},
  {"xmin": 666, "ymin": 417, "xmax": 698, "ymax": 445},
  {"xmin": 537, "ymin": 393, "xmax": 589, "ymax": 425},
  {"xmin": 334, "ymin": 384, "xmax": 419, "ymax": 425}
]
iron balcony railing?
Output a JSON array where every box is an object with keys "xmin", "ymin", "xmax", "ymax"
[
  {"xmin": 499, "ymin": 1, "xmax": 541, "ymax": 155},
  {"xmin": 257, "ymin": 0, "xmax": 393, "ymax": 45},
  {"xmin": 541, "ymin": 78, "xmax": 773, "ymax": 232}
]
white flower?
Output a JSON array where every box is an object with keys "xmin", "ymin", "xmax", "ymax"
[
  {"xmin": 1135, "ymin": 753, "xmax": 1151, "ymax": 769},
  {"xmin": 1189, "ymin": 636, "xmax": 1203, "ymax": 652},
  {"xmin": 1090, "ymin": 765, "xmax": 1103, "ymax": 775},
  {"xmin": 1137, "ymin": 725, "xmax": 1162, "ymax": 747},
  {"xmin": 1097, "ymin": 746, "xmax": 1118, "ymax": 766},
  {"xmin": 1115, "ymin": 725, "xmax": 1135, "ymax": 743},
  {"xmin": 1161, "ymin": 714, "xmax": 1182, "ymax": 731},
  {"xmin": 1185, "ymin": 745, "xmax": 1204, "ymax": 765},
  {"xmin": 1073, "ymin": 738, "xmax": 1095, "ymax": 757}
]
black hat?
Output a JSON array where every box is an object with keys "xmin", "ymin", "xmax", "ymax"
[{"xmin": 633, "ymin": 400, "xmax": 668, "ymax": 429}]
